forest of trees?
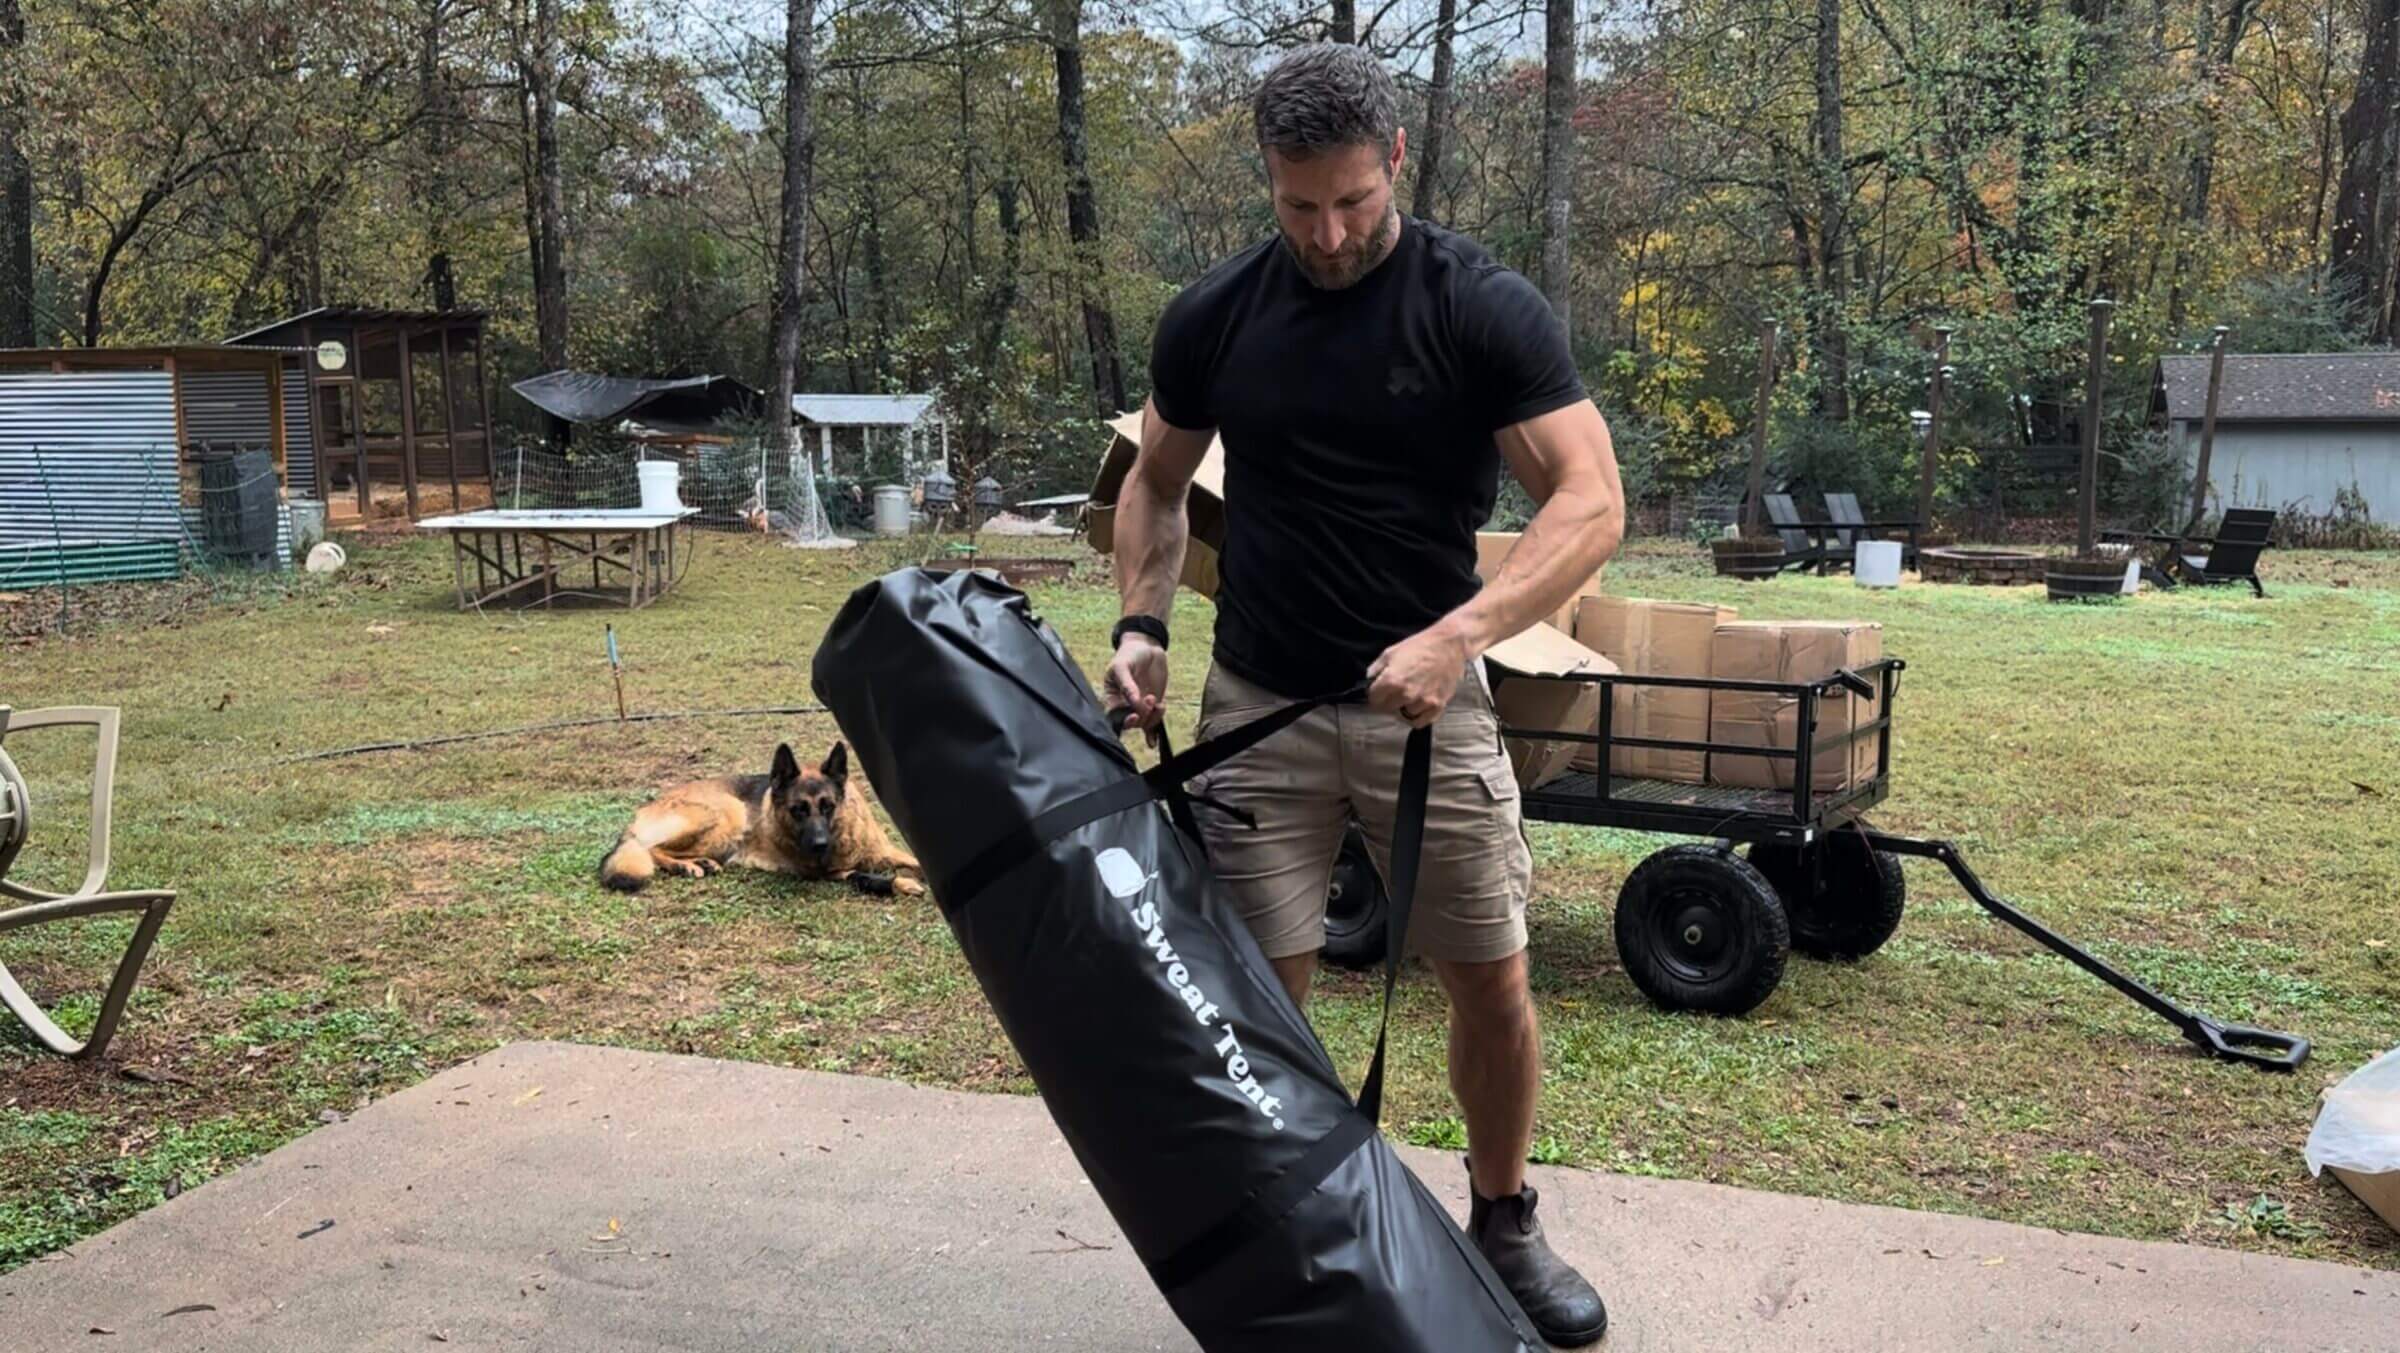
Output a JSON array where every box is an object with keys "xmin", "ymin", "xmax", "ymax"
[{"xmin": 0, "ymin": 0, "xmax": 2395, "ymax": 510}]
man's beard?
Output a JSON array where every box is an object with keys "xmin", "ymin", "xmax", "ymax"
[{"xmin": 1280, "ymin": 205, "xmax": 1400, "ymax": 291}]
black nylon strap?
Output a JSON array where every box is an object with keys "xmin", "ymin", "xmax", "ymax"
[
  {"xmin": 943, "ymin": 686, "xmax": 1364, "ymax": 909},
  {"xmin": 1148, "ymin": 1109, "xmax": 1377, "ymax": 1292},
  {"xmin": 1356, "ymin": 724, "xmax": 1432, "ymax": 1125}
]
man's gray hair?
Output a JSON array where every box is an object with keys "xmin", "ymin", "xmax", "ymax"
[{"xmin": 1252, "ymin": 43, "xmax": 1400, "ymax": 161}]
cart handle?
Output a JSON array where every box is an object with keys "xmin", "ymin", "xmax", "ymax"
[
  {"xmin": 1826, "ymin": 668, "xmax": 1877, "ymax": 701},
  {"xmin": 2187, "ymin": 1017, "xmax": 2311, "ymax": 1071}
]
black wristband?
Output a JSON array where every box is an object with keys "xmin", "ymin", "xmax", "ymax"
[{"xmin": 1112, "ymin": 613, "xmax": 1170, "ymax": 651}]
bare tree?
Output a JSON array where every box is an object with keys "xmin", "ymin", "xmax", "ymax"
[
  {"xmin": 1052, "ymin": 0, "xmax": 1126, "ymax": 415},
  {"xmin": 1412, "ymin": 0, "xmax": 1459, "ymax": 221},
  {"xmin": 1539, "ymin": 0, "xmax": 1573, "ymax": 330},
  {"xmin": 1811, "ymin": 0, "xmax": 1850, "ymax": 419},
  {"xmin": 2332, "ymin": 0, "xmax": 2400, "ymax": 342},
  {"xmin": 525, "ymin": 0, "xmax": 568, "ymax": 368},
  {"xmin": 0, "ymin": 0, "xmax": 31, "ymax": 346},
  {"xmin": 420, "ymin": 0, "xmax": 458, "ymax": 311},
  {"xmin": 2168, "ymin": 0, "xmax": 2257, "ymax": 330},
  {"xmin": 1330, "ymin": 0, "xmax": 1355, "ymax": 43},
  {"xmin": 770, "ymin": 0, "xmax": 819, "ymax": 454}
]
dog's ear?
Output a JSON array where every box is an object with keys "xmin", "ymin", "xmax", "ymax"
[
  {"xmin": 822, "ymin": 741, "xmax": 849, "ymax": 787},
  {"xmin": 771, "ymin": 743, "xmax": 801, "ymax": 786}
]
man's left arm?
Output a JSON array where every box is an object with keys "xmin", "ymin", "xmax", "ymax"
[{"xmin": 1367, "ymin": 401, "xmax": 1624, "ymax": 726}]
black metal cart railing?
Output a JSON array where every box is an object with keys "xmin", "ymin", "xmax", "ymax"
[{"xmin": 1485, "ymin": 660, "xmax": 2309, "ymax": 1072}]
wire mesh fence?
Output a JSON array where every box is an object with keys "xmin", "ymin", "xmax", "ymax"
[
  {"xmin": 490, "ymin": 440, "xmax": 861, "ymax": 543},
  {"xmin": 1, "ymin": 443, "xmax": 309, "ymax": 639}
]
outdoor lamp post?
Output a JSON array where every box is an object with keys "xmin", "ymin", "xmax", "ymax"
[{"xmin": 973, "ymin": 476, "xmax": 1002, "ymax": 518}]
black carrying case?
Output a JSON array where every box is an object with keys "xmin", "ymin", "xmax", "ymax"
[{"xmin": 811, "ymin": 567, "xmax": 1540, "ymax": 1351}]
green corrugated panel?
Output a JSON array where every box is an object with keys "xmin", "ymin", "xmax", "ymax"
[{"xmin": 0, "ymin": 539, "xmax": 184, "ymax": 588}]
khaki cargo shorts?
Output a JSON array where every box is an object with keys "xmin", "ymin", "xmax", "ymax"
[{"xmin": 1188, "ymin": 661, "xmax": 1534, "ymax": 965}]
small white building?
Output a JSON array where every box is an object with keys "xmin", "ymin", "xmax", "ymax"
[
  {"xmin": 2152, "ymin": 353, "xmax": 2400, "ymax": 521},
  {"xmin": 792, "ymin": 393, "xmax": 945, "ymax": 481}
]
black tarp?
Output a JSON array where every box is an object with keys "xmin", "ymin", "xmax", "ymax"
[
  {"xmin": 510, "ymin": 371, "xmax": 764, "ymax": 435},
  {"xmin": 812, "ymin": 567, "xmax": 1540, "ymax": 1351}
]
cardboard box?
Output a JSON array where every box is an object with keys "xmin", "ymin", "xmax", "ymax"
[
  {"xmin": 1483, "ymin": 622, "xmax": 1617, "ymax": 792},
  {"xmin": 1569, "ymin": 596, "xmax": 1736, "ymax": 782},
  {"xmin": 1708, "ymin": 621, "xmax": 1884, "ymax": 795},
  {"xmin": 2332, "ymin": 1167, "xmax": 2400, "ymax": 1235},
  {"xmin": 1085, "ymin": 411, "xmax": 1228, "ymax": 600},
  {"xmin": 1474, "ymin": 531, "xmax": 1608, "ymax": 634}
]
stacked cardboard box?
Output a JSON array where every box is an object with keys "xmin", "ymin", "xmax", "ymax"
[
  {"xmin": 1471, "ymin": 533, "xmax": 1615, "ymax": 791},
  {"xmin": 1085, "ymin": 411, "xmax": 1228, "ymax": 600},
  {"xmin": 1568, "ymin": 597, "xmax": 1737, "ymax": 783},
  {"xmin": 1707, "ymin": 620, "xmax": 1884, "ymax": 797}
]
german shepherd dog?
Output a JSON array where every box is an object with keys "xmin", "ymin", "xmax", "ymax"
[{"xmin": 598, "ymin": 741, "xmax": 924, "ymax": 896}]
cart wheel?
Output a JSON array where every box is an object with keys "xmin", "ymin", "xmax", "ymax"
[
  {"xmin": 1747, "ymin": 832, "xmax": 1906, "ymax": 960},
  {"xmin": 1322, "ymin": 821, "xmax": 1388, "ymax": 972},
  {"xmin": 1614, "ymin": 844, "xmax": 1788, "ymax": 1015}
]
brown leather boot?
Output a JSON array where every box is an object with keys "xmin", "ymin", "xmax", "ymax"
[{"xmin": 1466, "ymin": 1164, "xmax": 1608, "ymax": 1347}]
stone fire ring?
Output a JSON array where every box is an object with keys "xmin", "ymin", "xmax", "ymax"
[{"xmin": 1918, "ymin": 545, "xmax": 2053, "ymax": 586}]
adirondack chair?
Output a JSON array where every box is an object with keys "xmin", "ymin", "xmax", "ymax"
[
  {"xmin": 0, "ymin": 706, "xmax": 176, "ymax": 1059},
  {"xmin": 1823, "ymin": 492, "xmax": 1923, "ymax": 567},
  {"xmin": 1760, "ymin": 494, "xmax": 1835, "ymax": 573},
  {"xmin": 2102, "ymin": 507, "xmax": 2275, "ymax": 597}
]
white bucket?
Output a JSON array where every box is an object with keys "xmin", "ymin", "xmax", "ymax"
[
  {"xmin": 1854, "ymin": 539, "xmax": 1903, "ymax": 588},
  {"xmin": 637, "ymin": 460, "xmax": 683, "ymax": 513},
  {"xmin": 872, "ymin": 485, "xmax": 912, "ymax": 536},
  {"xmin": 303, "ymin": 541, "xmax": 347, "ymax": 575}
]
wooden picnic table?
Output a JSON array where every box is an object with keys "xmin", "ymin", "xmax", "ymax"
[{"xmin": 416, "ymin": 508, "xmax": 698, "ymax": 612}]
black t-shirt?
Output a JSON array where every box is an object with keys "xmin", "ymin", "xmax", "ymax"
[{"xmin": 1149, "ymin": 216, "xmax": 1586, "ymax": 699}]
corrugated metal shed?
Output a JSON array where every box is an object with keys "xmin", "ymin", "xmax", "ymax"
[
  {"xmin": 791, "ymin": 393, "xmax": 938, "ymax": 426},
  {"xmin": 0, "ymin": 370, "xmax": 182, "ymax": 549},
  {"xmin": 180, "ymin": 368, "xmax": 276, "ymax": 451},
  {"xmin": 281, "ymin": 356, "xmax": 315, "ymax": 499}
]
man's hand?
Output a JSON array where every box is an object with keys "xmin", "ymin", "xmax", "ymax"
[
  {"xmin": 1367, "ymin": 624, "xmax": 1470, "ymax": 729},
  {"xmin": 1103, "ymin": 633, "xmax": 1170, "ymax": 746}
]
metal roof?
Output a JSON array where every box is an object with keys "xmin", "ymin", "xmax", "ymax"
[
  {"xmin": 224, "ymin": 305, "xmax": 490, "ymax": 345},
  {"xmin": 791, "ymin": 393, "xmax": 938, "ymax": 426},
  {"xmin": 2153, "ymin": 352, "xmax": 2400, "ymax": 424},
  {"xmin": 513, "ymin": 371, "xmax": 764, "ymax": 434}
]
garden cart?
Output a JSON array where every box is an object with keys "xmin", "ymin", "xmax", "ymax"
[{"xmin": 1329, "ymin": 661, "xmax": 2310, "ymax": 1072}]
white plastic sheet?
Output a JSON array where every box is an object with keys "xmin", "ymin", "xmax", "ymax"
[{"xmin": 2305, "ymin": 1046, "xmax": 2400, "ymax": 1176}]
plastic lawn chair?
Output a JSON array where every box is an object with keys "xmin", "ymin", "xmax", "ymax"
[{"xmin": 0, "ymin": 706, "xmax": 176, "ymax": 1059}]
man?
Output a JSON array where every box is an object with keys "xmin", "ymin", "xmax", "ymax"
[{"xmin": 1103, "ymin": 43, "xmax": 1624, "ymax": 1349}]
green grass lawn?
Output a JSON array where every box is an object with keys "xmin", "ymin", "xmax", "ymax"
[{"xmin": 3, "ymin": 530, "xmax": 2397, "ymax": 1274}]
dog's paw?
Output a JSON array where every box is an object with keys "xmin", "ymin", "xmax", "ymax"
[
  {"xmin": 666, "ymin": 860, "xmax": 706, "ymax": 879},
  {"xmin": 848, "ymin": 871, "xmax": 896, "ymax": 897},
  {"xmin": 892, "ymin": 876, "xmax": 926, "ymax": 897},
  {"xmin": 694, "ymin": 858, "xmax": 723, "ymax": 876}
]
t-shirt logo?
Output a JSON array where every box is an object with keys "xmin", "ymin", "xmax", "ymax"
[{"xmin": 1386, "ymin": 365, "xmax": 1426, "ymax": 397}]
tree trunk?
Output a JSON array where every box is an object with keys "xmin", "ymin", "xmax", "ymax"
[
  {"xmin": 421, "ymin": 0, "xmax": 457, "ymax": 311},
  {"xmin": 1812, "ymin": 0, "xmax": 1850, "ymax": 421},
  {"xmin": 1330, "ymin": 0, "xmax": 1355, "ymax": 42},
  {"xmin": 769, "ymin": 0, "xmax": 819, "ymax": 455},
  {"xmin": 0, "ymin": 0, "xmax": 31, "ymax": 347},
  {"xmin": 1413, "ymin": 0, "xmax": 1459, "ymax": 221},
  {"xmin": 1053, "ymin": 0, "xmax": 1126, "ymax": 416},
  {"xmin": 2332, "ymin": 0, "xmax": 2400, "ymax": 342},
  {"xmin": 1539, "ymin": 0, "xmax": 1574, "ymax": 333},
  {"xmin": 2169, "ymin": 0, "xmax": 2255, "ymax": 331},
  {"xmin": 529, "ymin": 0, "xmax": 568, "ymax": 369}
]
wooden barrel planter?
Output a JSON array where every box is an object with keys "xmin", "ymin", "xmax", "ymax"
[
  {"xmin": 1709, "ymin": 538, "xmax": 1786, "ymax": 580},
  {"xmin": 2045, "ymin": 556, "xmax": 2129, "ymax": 603}
]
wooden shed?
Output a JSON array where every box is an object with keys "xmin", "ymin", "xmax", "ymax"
[{"xmin": 226, "ymin": 305, "xmax": 495, "ymax": 522}]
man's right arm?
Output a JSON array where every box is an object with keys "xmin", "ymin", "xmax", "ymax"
[{"xmin": 1105, "ymin": 398, "xmax": 1214, "ymax": 736}]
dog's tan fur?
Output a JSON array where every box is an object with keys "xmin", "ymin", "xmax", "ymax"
[{"xmin": 598, "ymin": 741, "xmax": 923, "ymax": 896}]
